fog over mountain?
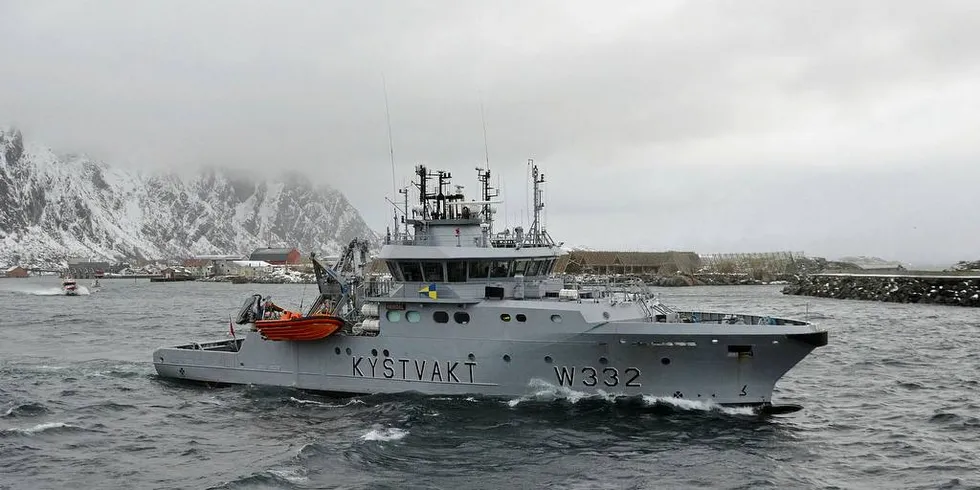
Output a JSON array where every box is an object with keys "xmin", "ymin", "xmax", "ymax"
[{"xmin": 0, "ymin": 128, "xmax": 376, "ymax": 267}]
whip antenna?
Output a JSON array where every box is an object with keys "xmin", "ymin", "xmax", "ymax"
[
  {"xmin": 382, "ymin": 73, "xmax": 397, "ymax": 203},
  {"xmin": 480, "ymin": 96, "xmax": 491, "ymax": 171}
]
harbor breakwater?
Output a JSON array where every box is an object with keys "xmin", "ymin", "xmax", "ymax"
[
  {"xmin": 644, "ymin": 273, "xmax": 792, "ymax": 287},
  {"xmin": 782, "ymin": 273, "xmax": 980, "ymax": 307}
]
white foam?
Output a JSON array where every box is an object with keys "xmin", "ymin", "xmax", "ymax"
[
  {"xmin": 641, "ymin": 395, "xmax": 757, "ymax": 416},
  {"xmin": 507, "ymin": 378, "xmax": 614, "ymax": 407},
  {"xmin": 507, "ymin": 379, "xmax": 757, "ymax": 416},
  {"xmin": 4, "ymin": 421, "xmax": 78, "ymax": 435},
  {"xmin": 21, "ymin": 285, "xmax": 91, "ymax": 296},
  {"xmin": 289, "ymin": 397, "xmax": 364, "ymax": 408},
  {"xmin": 268, "ymin": 468, "xmax": 309, "ymax": 484},
  {"xmin": 289, "ymin": 397, "xmax": 324, "ymax": 406},
  {"xmin": 360, "ymin": 427, "xmax": 408, "ymax": 442}
]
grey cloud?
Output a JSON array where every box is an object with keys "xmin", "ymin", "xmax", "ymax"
[{"xmin": 1, "ymin": 0, "xmax": 977, "ymax": 264}]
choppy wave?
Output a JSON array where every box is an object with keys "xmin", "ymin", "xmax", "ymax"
[
  {"xmin": 2, "ymin": 283, "xmax": 980, "ymax": 489},
  {"xmin": 360, "ymin": 427, "xmax": 408, "ymax": 442},
  {"xmin": 2, "ymin": 401, "xmax": 50, "ymax": 418},
  {"xmin": 13, "ymin": 286, "xmax": 91, "ymax": 296},
  {"xmin": 288, "ymin": 396, "xmax": 365, "ymax": 409},
  {"xmin": 205, "ymin": 468, "xmax": 309, "ymax": 490},
  {"xmin": 0, "ymin": 421, "xmax": 85, "ymax": 437},
  {"xmin": 506, "ymin": 379, "xmax": 757, "ymax": 416}
]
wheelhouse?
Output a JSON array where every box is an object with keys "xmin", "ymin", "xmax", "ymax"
[{"xmin": 386, "ymin": 257, "xmax": 558, "ymax": 283}]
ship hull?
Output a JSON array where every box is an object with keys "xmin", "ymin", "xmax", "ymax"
[{"xmin": 153, "ymin": 323, "xmax": 823, "ymax": 406}]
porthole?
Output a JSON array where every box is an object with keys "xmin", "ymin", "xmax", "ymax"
[
  {"xmin": 468, "ymin": 353, "xmax": 476, "ymax": 361},
  {"xmin": 454, "ymin": 312, "xmax": 470, "ymax": 324},
  {"xmin": 345, "ymin": 348, "xmax": 352, "ymax": 355},
  {"xmin": 500, "ymin": 313, "xmax": 511, "ymax": 322},
  {"xmin": 516, "ymin": 314, "xmax": 527, "ymax": 322},
  {"xmin": 434, "ymin": 311, "xmax": 449, "ymax": 323},
  {"xmin": 599, "ymin": 357, "xmax": 608, "ymax": 365},
  {"xmin": 386, "ymin": 310, "xmax": 402, "ymax": 322},
  {"xmin": 371, "ymin": 349, "xmax": 378, "ymax": 357},
  {"xmin": 334, "ymin": 347, "xmax": 341, "ymax": 355},
  {"xmin": 502, "ymin": 354, "xmax": 511, "ymax": 362},
  {"xmin": 544, "ymin": 356, "xmax": 553, "ymax": 363},
  {"xmin": 383, "ymin": 349, "xmax": 390, "ymax": 357},
  {"xmin": 550, "ymin": 314, "xmax": 562, "ymax": 323},
  {"xmin": 406, "ymin": 310, "xmax": 421, "ymax": 323},
  {"xmin": 602, "ymin": 311, "xmax": 610, "ymax": 319},
  {"xmin": 661, "ymin": 358, "xmax": 671, "ymax": 365}
]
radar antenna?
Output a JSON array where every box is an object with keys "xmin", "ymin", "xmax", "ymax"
[
  {"xmin": 476, "ymin": 167, "xmax": 498, "ymax": 233},
  {"xmin": 524, "ymin": 160, "xmax": 554, "ymax": 247}
]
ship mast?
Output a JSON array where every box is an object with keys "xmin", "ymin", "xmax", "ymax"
[
  {"xmin": 525, "ymin": 159, "xmax": 553, "ymax": 247},
  {"xmin": 476, "ymin": 167, "xmax": 498, "ymax": 233},
  {"xmin": 397, "ymin": 184, "xmax": 410, "ymax": 240},
  {"xmin": 413, "ymin": 164, "xmax": 467, "ymax": 221}
]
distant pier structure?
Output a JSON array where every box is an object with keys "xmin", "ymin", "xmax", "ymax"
[
  {"xmin": 554, "ymin": 251, "xmax": 701, "ymax": 275},
  {"xmin": 698, "ymin": 251, "xmax": 806, "ymax": 275},
  {"xmin": 67, "ymin": 258, "xmax": 110, "ymax": 279}
]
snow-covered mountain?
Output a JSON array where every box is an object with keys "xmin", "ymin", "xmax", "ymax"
[{"xmin": 0, "ymin": 127, "xmax": 377, "ymax": 267}]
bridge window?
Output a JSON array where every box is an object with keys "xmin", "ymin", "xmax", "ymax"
[
  {"xmin": 434, "ymin": 311, "xmax": 449, "ymax": 323},
  {"xmin": 541, "ymin": 259, "xmax": 555, "ymax": 275},
  {"xmin": 500, "ymin": 313, "xmax": 511, "ymax": 322},
  {"xmin": 511, "ymin": 260, "xmax": 530, "ymax": 277},
  {"xmin": 406, "ymin": 310, "xmax": 421, "ymax": 323},
  {"xmin": 447, "ymin": 261, "xmax": 467, "ymax": 282},
  {"xmin": 386, "ymin": 262, "xmax": 403, "ymax": 281},
  {"xmin": 422, "ymin": 262, "xmax": 444, "ymax": 282},
  {"xmin": 469, "ymin": 260, "xmax": 490, "ymax": 280},
  {"xmin": 538, "ymin": 259, "xmax": 554, "ymax": 276},
  {"xmin": 526, "ymin": 260, "xmax": 541, "ymax": 276},
  {"xmin": 454, "ymin": 312, "xmax": 470, "ymax": 324},
  {"xmin": 516, "ymin": 314, "xmax": 527, "ymax": 322},
  {"xmin": 400, "ymin": 261, "xmax": 423, "ymax": 282},
  {"xmin": 550, "ymin": 314, "xmax": 562, "ymax": 323},
  {"xmin": 490, "ymin": 261, "xmax": 510, "ymax": 278},
  {"xmin": 386, "ymin": 310, "xmax": 402, "ymax": 322}
]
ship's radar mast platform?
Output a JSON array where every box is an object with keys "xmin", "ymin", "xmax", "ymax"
[{"xmin": 386, "ymin": 161, "xmax": 558, "ymax": 249}]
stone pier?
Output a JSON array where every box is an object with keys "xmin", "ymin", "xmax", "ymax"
[{"xmin": 782, "ymin": 273, "xmax": 980, "ymax": 307}]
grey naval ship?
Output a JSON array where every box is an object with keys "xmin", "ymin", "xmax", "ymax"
[{"xmin": 154, "ymin": 163, "xmax": 828, "ymax": 413}]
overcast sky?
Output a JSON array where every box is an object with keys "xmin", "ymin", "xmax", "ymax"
[{"xmin": 2, "ymin": 0, "xmax": 978, "ymax": 265}]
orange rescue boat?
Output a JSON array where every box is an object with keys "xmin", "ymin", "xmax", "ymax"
[{"xmin": 254, "ymin": 312, "xmax": 345, "ymax": 341}]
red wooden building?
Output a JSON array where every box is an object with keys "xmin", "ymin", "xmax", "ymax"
[
  {"xmin": 3, "ymin": 266, "xmax": 28, "ymax": 278},
  {"xmin": 249, "ymin": 247, "xmax": 301, "ymax": 265}
]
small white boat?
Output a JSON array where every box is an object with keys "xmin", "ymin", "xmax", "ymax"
[{"xmin": 63, "ymin": 278, "xmax": 79, "ymax": 296}]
